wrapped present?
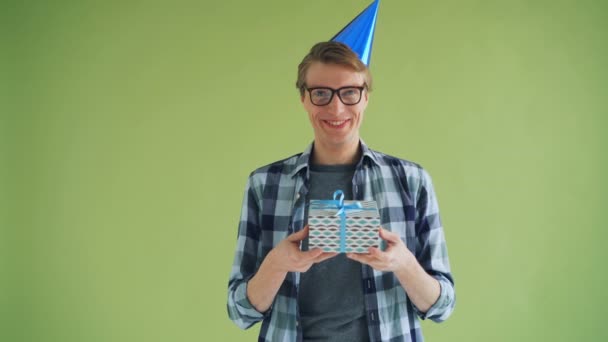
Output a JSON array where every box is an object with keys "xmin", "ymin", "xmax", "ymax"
[{"xmin": 308, "ymin": 190, "xmax": 380, "ymax": 253}]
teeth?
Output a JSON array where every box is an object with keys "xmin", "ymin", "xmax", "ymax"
[{"xmin": 327, "ymin": 120, "xmax": 346, "ymax": 126}]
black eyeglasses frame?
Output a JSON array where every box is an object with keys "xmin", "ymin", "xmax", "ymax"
[{"xmin": 304, "ymin": 85, "xmax": 367, "ymax": 106}]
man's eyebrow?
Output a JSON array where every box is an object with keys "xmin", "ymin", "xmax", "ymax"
[{"xmin": 307, "ymin": 85, "xmax": 362, "ymax": 89}]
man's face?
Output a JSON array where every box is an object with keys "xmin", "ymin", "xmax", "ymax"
[{"xmin": 301, "ymin": 62, "xmax": 369, "ymax": 150}]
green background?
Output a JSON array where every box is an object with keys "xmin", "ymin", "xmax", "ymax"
[{"xmin": 4, "ymin": 0, "xmax": 607, "ymax": 341}]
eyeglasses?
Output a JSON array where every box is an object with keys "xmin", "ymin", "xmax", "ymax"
[{"xmin": 304, "ymin": 85, "xmax": 366, "ymax": 106}]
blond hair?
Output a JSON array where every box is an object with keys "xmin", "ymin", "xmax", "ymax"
[{"xmin": 296, "ymin": 41, "xmax": 372, "ymax": 96}]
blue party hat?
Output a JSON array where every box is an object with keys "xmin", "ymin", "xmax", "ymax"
[{"xmin": 331, "ymin": 0, "xmax": 380, "ymax": 66}]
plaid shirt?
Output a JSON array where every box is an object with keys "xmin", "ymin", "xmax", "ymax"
[{"xmin": 227, "ymin": 141, "xmax": 455, "ymax": 341}]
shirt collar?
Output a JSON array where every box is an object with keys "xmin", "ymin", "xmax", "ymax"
[{"xmin": 289, "ymin": 139, "xmax": 380, "ymax": 178}]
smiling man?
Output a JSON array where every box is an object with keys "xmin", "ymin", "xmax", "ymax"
[
  {"xmin": 227, "ymin": 41, "xmax": 455, "ymax": 342},
  {"xmin": 298, "ymin": 59, "xmax": 368, "ymax": 165}
]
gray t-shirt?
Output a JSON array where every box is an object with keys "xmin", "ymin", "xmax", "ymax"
[{"xmin": 299, "ymin": 164, "xmax": 370, "ymax": 342}]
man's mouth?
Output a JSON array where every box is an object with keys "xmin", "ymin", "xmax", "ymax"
[{"xmin": 323, "ymin": 119, "xmax": 350, "ymax": 128}]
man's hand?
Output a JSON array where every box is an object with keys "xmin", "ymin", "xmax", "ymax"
[
  {"xmin": 247, "ymin": 225, "xmax": 336, "ymax": 313},
  {"xmin": 346, "ymin": 227, "xmax": 415, "ymax": 272},
  {"xmin": 268, "ymin": 225, "xmax": 337, "ymax": 273},
  {"xmin": 347, "ymin": 227, "xmax": 441, "ymax": 313}
]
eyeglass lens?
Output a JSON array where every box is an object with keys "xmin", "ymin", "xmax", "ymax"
[{"xmin": 309, "ymin": 87, "xmax": 363, "ymax": 105}]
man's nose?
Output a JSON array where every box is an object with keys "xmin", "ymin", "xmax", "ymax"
[{"xmin": 327, "ymin": 94, "xmax": 345, "ymax": 113}]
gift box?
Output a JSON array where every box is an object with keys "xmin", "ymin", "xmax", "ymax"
[{"xmin": 308, "ymin": 190, "xmax": 380, "ymax": 253}]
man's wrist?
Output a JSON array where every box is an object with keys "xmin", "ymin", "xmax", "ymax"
[
  {"xmin": 262, "ymin": 249, "xmax": 288, "ymax": 278},
  {"xmin": 394, "ymin": 248, "xmax": 418, "ymax": 279}
]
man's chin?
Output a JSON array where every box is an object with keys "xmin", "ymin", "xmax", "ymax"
[{"xmin": 319, "ymin": 136, "xmax": 358, "ymax": 149}]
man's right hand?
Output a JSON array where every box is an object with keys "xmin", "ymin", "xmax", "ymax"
[
  {"xmin": 267, "ymin": 225, "xmax": 337, "ymax": 273},
  {"xmin": 246, "ymin": 225, "xmax": 337, "ymax": 313}
]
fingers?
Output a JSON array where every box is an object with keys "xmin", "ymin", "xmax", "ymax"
[
  {"xmin": 347, "ymin": 247, "xmax": 387, "ymax": 266},
  {"xmin": 368, "ymin": 246, "xmax": 384, "ymax": 258},
  {"xmin": 290, "ymin": 250, "xmax": 334, "ymax": 273},
  {"xmin": 299, "ymin": 248, "xmax": 323, "ymax": 260},
  {"xmin": 346, "ymin": 252, "xmax": 374, "ymax": 265},
  {"xmin": 379, "ymin": 227, "xmax": 400, "ymax": 243},
  {"xmin": 287, "ymin": 225, "xmax": 309, "ymax": 242}
]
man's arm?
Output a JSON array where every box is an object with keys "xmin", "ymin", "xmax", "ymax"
[
  {"xmin": 347, "ymin": 228, "xmax": 440, "ymax": 312},
  {"xmin": 347, "ymin": 168, "xmax": 455, "ymax": 321},
  {"xmin": 227, "ymin": 172, "xmax": 337, "ymax": 328},
  {"xmin": 247, "ymin": 226, "xmax": 336, "ymax": 312},
  {"xmin": 227, "ymin": 177, "xmax": 267, "ymax": 329}
]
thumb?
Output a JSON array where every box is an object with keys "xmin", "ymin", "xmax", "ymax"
[
  {"xmin": 287, "ymin": 225, "xmax": 309, "ymax": 242},
  {"xmin": 379, "ymin": 227, "xmax": 400, "ymax": 243}
]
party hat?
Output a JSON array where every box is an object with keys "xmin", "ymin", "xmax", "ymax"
[{"xmin": 331, "ymin": 0, "xmax": 380, "ymax": 66}]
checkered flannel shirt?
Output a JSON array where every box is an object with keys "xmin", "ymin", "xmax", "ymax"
[{"xmin": 227, "ymin": 141, "xmax": 455, "ymax": 341}]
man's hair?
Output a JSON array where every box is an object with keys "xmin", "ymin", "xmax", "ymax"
[{"xmin": 296, "ymin": 41, "xmax": 373, "ymax": 96}]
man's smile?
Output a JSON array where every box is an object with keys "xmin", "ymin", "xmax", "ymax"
[{"xmin": 323, "ymin": 119, "xmax": 350, "ymax": 128}]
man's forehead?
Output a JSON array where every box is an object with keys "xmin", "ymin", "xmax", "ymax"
[{"xmin": 305, "ymin": 62, "xmax": 364, "ymax": 85}]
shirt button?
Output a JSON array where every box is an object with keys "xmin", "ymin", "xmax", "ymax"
[
  {"xmin": 296, "ymin": 320, "xmax": 299, "ymax": 327},
  {"xmin": 296, "ymin": 193, "xmax": 301, "ymax": 199}
]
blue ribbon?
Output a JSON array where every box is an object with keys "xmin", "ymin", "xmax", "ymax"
[{"xmin": 314, "ymin": 190, "xmax": 363, "ymax": 252}]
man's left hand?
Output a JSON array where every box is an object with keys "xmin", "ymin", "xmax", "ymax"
[{"xmin": 346, "ymin": 227, "xmax": 415, "ymax": 273}]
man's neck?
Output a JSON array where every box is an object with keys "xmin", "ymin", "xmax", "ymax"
[{"xmin": 311, "ymin": 139, "xmax": 361, "ymax": 165}]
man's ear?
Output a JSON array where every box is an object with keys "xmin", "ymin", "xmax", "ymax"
[
  {"xmin": 360, "ymin": 90, "xmax": 370, "ymax": 110},
  {"xmin": 300, "ymin": 94, "xmax": 305, "ymax": 103}
]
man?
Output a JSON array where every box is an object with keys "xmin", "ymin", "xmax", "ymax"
[{"xmin": 227, "ymin": 41, "xmax": 455, "ymax": 341}]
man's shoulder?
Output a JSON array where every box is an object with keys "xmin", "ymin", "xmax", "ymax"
[
  {"xmin": 368, "ymin": 148, "xmax": 425, "ymax": 174},
  {"xmin": 248, "ymin": 153, "xmax": 303, "ymax": 178},
  {"xmin": 368, "ymin": 148, "xmax": 436, "ymax": 195}
]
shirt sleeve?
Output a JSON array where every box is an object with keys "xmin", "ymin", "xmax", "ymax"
[
  {"xmin": 411, "ymin": 168, "xmax": 456, "ymax": 322},
  {"xmin": 226, "ymin": 176, "xmax": 269, "ymax": 329}
]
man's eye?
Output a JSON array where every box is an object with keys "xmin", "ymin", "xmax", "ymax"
[
  {"xmin": 341, "ymin": 89, "xmax": 357, "ymax": 97},
  {"xmin": 313, "ymin": 90, "xmax": 330, "ymax": 97}
]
